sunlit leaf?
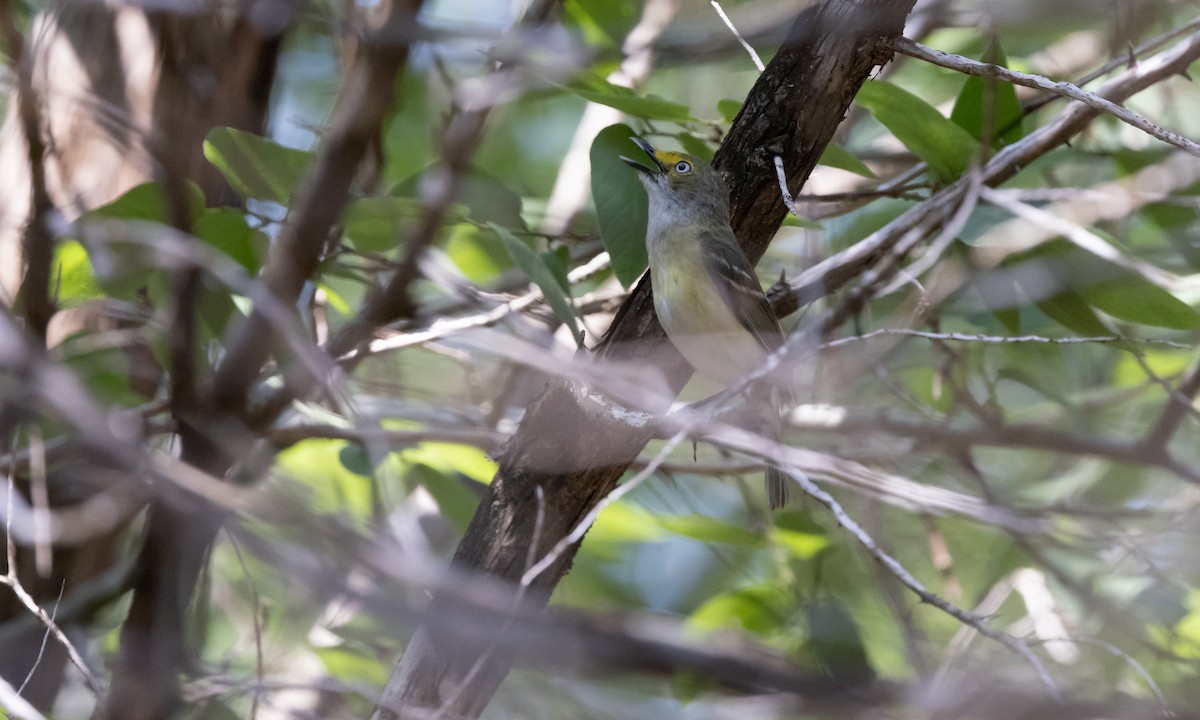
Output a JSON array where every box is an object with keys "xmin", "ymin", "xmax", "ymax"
[{"xmin": 657, "ymin": 514, "xmax": 761, "ymax": 546}]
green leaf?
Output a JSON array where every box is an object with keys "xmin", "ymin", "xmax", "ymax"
[
  {"xmin": 676, "ymin": 131, "xmax": 715, "ymax": 162},
  {"xmin": 341, "ymin": 197, "xmax": 425, "ymax": 254},
  {"xmin": 818, "ymin": 144, "xmax": 876, "ymax": 178},
  {"xmin": 590, "ymin": 124, "xmax": 649, "ymax": 287},
  {"xmin": 689, "ymin": 584, "xmax": 789, "ymax": 635},
  {"xmin": 391, "ymin": 165, "xmax": 522, "ymax": 229},
  {"xmin": 444, "ymin": 223, "xmax": 514, "ymax": 283},
  {"xmin": 490, "ymin": 222, "xmax": 583, "ymax": 344},
  {"xmin": 657, "ymin": 514, "xmax": 762, "ymax": 546},
  {"xmin": 410, "ymin": 463, "xmax": 479, "ymax": 532},
  {"xmin": 566, "ymin": 73, "xmax": 693, "ymax": 122},
  {"xmin": 950, "ymin": 42, "xmax": 1026, "ymax": 148},
  {"xmin": 1014, "ymin": 239, "xmax": 1200, "ymax": 331},
  {"xmin": 194, "ymin": 208, "xmax": 267, "ymax": 273},
  {"xmin": 90, "ymin": 181, "xmax": 205, "ymax": 223},
  {"xmin": 856, "ymin": 80, "xmax": 980, "ymax": 184},
  {"xmin": 203, "ymin": 127, "xmax": 314, "ymax": 204},
  {"xmin": 51, "ymin": 240, "xmax": 104, "ymax": 306},
  {"xmin": 716, "ymin": 98, "xmax": 742, "ymax": 123},
  {"xmin": 805, "ymin": 600, "xmax": 874, "ymax": 679}
]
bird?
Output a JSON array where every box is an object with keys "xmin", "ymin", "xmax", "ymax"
[{"xmin": 621, "ymin": 136, "xmax": 792, "ymax": 508}]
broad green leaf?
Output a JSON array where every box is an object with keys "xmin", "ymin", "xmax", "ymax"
[
  {"xmin": 567, "ymin": 74, "xmax": 693, "ymax": 123},
  {"xmin": 410, "ymin": 463, "xmax": 480, "ymax": 532},
  {"xmin": 950, "ymin": 43, "xmax": 1026, "ymax": 147},
  {"xmin": 772, "ymin": 512, "xmax": 829, "ymax": 559},
  {"xmin": 341, "ymin": 197, "xmax": 424, "ymax": 253},
  {"xmin": 1082, "ymin": 273, "xmax": 1200, "ymax": 330},
  {"xmin": 657, "ymin": 514, "xmax": 761, "ymax": 546},
  {"xmin": 1035, "ymin": 291, "xmax": 1113, "ymax": 337},
  {"xmin": 689, "ymin": 584, "xmax": 790, "ymax": 634},
  {"xmin": 1014, "ymin": 239, "xmax": 1200, "ymax": 331},
  {"xmin": 587, "ymin": 502, "xmax": 663, "ymax": 545},
  {"xmin": 856, "ymin": 80, "xmax": 980, "ymax": 184},
  {"xmin": 716, "ymin": 98, "xmax": 742, "ymax": 123},
  {"xmin": 590, "ymin": 124, "xmax": 650, "ymax": 286},
  {"xmin": 51, "ymin": 240, "xmax": 104, "ymax": 306},
  {"xmin": 491, "ymin": 222, "xmax": 582, "ymax": 345},
  {"xmin": 818, "ymin": 144, "xmax": 876, "ymax": 178},
  {"xmin": 91, "ymin": 181, "xmax": 204, "ymax": 223},
  {"xmin": 444, "ymin": 223, "xmax": 514, "ymax": 283},
  {"xmin": 203, "ymin": 127, "xmax": 314, "ymax": 204},
  {"xmin": 194, "ymin": 208, "xmax": 266, "ymax": 273}
]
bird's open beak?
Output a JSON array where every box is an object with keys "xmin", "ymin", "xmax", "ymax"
[{"xmin": 620, "ymin": 136, "xmax": 665, "ymax": 176}]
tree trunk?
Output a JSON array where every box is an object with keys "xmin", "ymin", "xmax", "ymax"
[{"xmin": 373, "ymin": 2, "xmax": 919, "ymax": 718}]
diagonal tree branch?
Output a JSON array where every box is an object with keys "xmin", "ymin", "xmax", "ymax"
[{"xmin": 372, "ymin": 2, "xmax": 920, "ymax": 718}]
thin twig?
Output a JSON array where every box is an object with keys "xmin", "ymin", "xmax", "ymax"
[
  {"xmin": 520, "ymin": 428, "xmax": 689, "ymax": 588},
  {"xmin": 4, "ymin": 476, "xmax": 107, "ymax": 710},
  {"xmin": 783, "ymin": 468, "xmax": 1061, "ymax": 698},
  {"xmin": 895, "ymin": 37, "xmax": 1200, "ymax": 158},
  {"xmin": 822, "ymin": 328, "xmax": 1193, "ymax": 350}
]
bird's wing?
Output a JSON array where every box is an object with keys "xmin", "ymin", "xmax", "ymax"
[{"xmin": 699, "ymin": 229, "xmax": 783, "ymax": 353}]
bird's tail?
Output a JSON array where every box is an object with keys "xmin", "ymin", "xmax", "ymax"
[{"xmin": 764, "ymin": 384, "xmax": 792, "ymax": 509}]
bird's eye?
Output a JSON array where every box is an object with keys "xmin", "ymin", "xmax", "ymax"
[{"xmin": 674, "ymin": 160, "xmax": 692, "ymax": 174}]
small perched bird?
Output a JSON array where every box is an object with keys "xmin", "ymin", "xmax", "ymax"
[{"xmin": 621, "ymin": 137, "xmax": 792, "ymax": 508}]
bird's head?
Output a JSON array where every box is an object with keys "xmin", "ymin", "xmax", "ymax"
[{"xmin": 620, "ymin": 137, "xmax": 729, "ymax": 221}]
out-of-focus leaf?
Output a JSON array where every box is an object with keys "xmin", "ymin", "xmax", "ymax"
[
  {"xmin": 567, "ymin": 73, "xmax": 694, "ymax": 122},
  {"xmin": 805, "ymin": 599, "xmax": 875, "ymax": 679},
  {"xmin": 1013, "ymin": 239, "xmax": 1200, "ymax": 331},
  {"xmin": 391, "ymin": 165, "xmax": 521, "ymax": 228},
  {"xmin": 398, "ymin": 440, "xmax": 498, "ymax": 484},
  {"xmin": 1113, "ymin": 348, "xmax": 1192, "ymax": 387},
  {"xmin": 411, "ymin": 463, "xmax": 479, "ymax": 532},
  {"xmin": 676, "ymin": 131, "xmax": 715, "ymax": 162},
  {"xmin": 341, "ymin": 197, "xmax": 425, "ymax": 254},
  {"xmin": 716, "ymin": 98, "xmax": 742, "ymax": 123},
  {"xmin": 203, "ymin": 127, "xmax": 314, "ymax": 204},
  {"xmin": 315, "ymin": 645, "xmax": 389, "ymax": 686},
  {"xmin": 689, "ymin": 584, "xmax": 789, "ymax": 635},
  {"xmin": 90, "ymin": 181, "xmax": 204, "ymax": 223},
  {"xmin": 588, "ymin": 502, "xmax": 663, "ymax": 545},
  {"xmin": 444, "ymin": 223, "xmax": 514, "ymax": 283},
  {"xmin": 590, "ymin": 124, "xmax": 649, "ymax": 286},
  {"xmin": 950, "ymin": 43, "xmax": 1026, "ymax": 147},
  {"xmin": 194, "ymin": 208, "xmax": 267, "ymax": 273},
  {"xmin": 51, "ymin": 240, "xmax": 104, "ymax": 306},
  {"xmin": 818, "ymin": 144, "xmax": 876, "ymax": 178},
  {"xmin": 563, "ymin": 0, "xmax": 638, "ymax": 49},
  {"xmin": 772, "ymin": 512, "xmax": 829, "ymax": 559},
  {"xmin": 856, "ymin": 80, "xmax": 980, "ymax": 184},
  {"xmin": 657, "ymin": 514, "xmax": 761, "ymax": 546},
  {"xmin": 1035, "ymin": 291, "xmax": 1113, "ymax": 337},
  {"xmin": 275, "ymin": 439, "xmax": 374, "ymax": 520},
  {"xmin": 491, "ymin": 223, "xmax": 582, "ymax": 344}
]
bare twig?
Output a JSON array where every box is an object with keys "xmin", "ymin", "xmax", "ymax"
[
  {"xmin": 781, "ymin": 468, "xmax": 1060, "ymax": 698},
  {"xmin": 895, "ymin": 37, "xmax": 1200, "ymax": 158},
  {"xmin": 822, "ymin": 328, "xmax": 1192, "ymax": 350},
  {"xmin": 4, "ymin": 477, "xmax": 107, "ymax": 710}
]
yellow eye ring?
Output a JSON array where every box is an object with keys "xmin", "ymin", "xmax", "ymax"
[{"xmin": 674, "ymin": 160, "xmax": 692, "ymax": 174}]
